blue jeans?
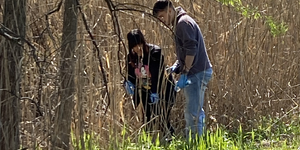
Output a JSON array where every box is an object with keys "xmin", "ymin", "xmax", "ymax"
[{"xmin": 184, "ymin": 68, "xmax": 213, "ymax": 139}]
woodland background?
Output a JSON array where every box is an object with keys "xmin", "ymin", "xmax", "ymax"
[{"xmin": 0, "ymin": 0, "xmax": 299, "ymax": 149}]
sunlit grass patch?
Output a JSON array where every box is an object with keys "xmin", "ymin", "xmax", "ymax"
[{"xmin": 71, "ymin": 117, "xmax": 300, "ymax": 150}]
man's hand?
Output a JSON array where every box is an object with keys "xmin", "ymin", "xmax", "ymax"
[
  {"xmin": 149, "ymin": 93, "xmax": 159, "ymax": 104},
  {"xmin": 124, "ymin": 80, "xmax": 135, "ymax": 95},
  {"xmin": 176, "ymin": 74, "xmax": 191, "ymax": 89}
]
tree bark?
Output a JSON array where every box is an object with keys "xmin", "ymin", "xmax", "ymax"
[
  {"xmin": 0, "ymin": 0, "xmax": 26, "ymax": 149},
  {"xmin": 51, "ymin": 0, "xmax": 78, "ymax": 149}
]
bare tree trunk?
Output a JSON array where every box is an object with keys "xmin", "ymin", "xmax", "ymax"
[
  {"xmin": 51, "ymin": 0, "xmax": 78, "ymax": 149},
  {"xmin": 0, "ymin": 0, "xmax": 26, "ymax": 149}
]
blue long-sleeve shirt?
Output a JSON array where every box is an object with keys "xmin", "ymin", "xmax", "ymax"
[{"xmin": 175, "ymin": 7, "xmax": 212, "ymax": 75}]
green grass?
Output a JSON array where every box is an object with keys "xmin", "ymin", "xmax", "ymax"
[{"xmin": 71, "ymin": 117, "xmax": 300, "ymax": 150}]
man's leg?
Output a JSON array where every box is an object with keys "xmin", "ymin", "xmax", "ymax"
[
  {"xmin": 184, "ymin": 68, "xmax": 212, "ymax": 139},
  {"xmin": 184, "ymin": 73, "xmax": 201, "ymax": 139},
  {"xmin": 196, "ymin": 68, "xmax": 213, "ymax": 136}
]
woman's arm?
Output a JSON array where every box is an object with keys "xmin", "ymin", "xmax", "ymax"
[
  {"xmin": 127, "ymin": 54, "xmax": 136, "ymax": 85},
  {"xmin": 149, "ymin": 46, "xmax": 164, "ymax": 94}
]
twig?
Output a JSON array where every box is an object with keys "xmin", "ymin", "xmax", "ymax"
[
  {"xmin": 75, "ymin": 0, "xmax": 111, "ymax": 114},
  {"xmin": 112, "ymin": 7, "xmax": 175, "ymax": 36},
  {"xmin": 0, "ymin": 24, "xmax": 43, "ymax": 117},
  {"xmin": 0, "ymin": 23, "xmax": 41, "ymax": 69},
  {"xmin": 104, "ymin": 0, "xmax": 127, "ymax": 81},
  {"xmin": 0, "ymin": 89, "xmax": 43, "ymax": 117}
]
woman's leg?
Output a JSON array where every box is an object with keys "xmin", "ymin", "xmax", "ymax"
[{"xmin": 141, "ymin": 90, "xmax": 152, "ymax": 130}]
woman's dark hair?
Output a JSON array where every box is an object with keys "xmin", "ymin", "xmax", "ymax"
[
  {"xmin": 127, "ymin": 29, "xmax": 146, "ymax": 51},
  {"xmin": 127, "ymin": 29, "xmax": 148, "ymax": 66},
  {"xmin": 152, "ymin": 0, "xmax": 173, "ymax": 17}
]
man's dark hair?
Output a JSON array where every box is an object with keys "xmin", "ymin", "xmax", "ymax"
[{"xmin": 152, "ymin": 0, "xmax": 173, "ymax": 17}]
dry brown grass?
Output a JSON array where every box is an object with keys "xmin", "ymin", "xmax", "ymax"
[{"xmin": 16, "ymin": 0, "xmax": 300, "ymax": 148}]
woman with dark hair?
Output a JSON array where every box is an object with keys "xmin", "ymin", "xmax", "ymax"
[{"xmin": 124, "ymin": 29, "xmax": 175, "ymax": 136}]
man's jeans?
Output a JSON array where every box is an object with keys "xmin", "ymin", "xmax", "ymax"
[{"xmin": 184, "ymin": 68, "xmax": 213, "ymax": 139}]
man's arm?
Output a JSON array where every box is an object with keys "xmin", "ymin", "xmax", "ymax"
[
  {"xmin": 184, "ymin": 55, "xmax": 194, "ymax": 73},
  {"xmin": 177, "ymin": 21, "xmax": 197, "ymax": 73}
]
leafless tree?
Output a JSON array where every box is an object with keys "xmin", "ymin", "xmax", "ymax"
[
  {"xmin": 0, "ymin": 0, "xmax": 26, "ymax": 149},
  {"xmin": 51, "ymin": 0, "xmax": 78, "ymax": 149}
]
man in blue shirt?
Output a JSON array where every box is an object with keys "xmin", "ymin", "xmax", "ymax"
[{"xmin": 153, "ymin": 0, "xmax": 213, "ymax": 139}]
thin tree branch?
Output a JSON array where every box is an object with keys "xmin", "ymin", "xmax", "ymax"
[
  {"xmin": 0, "ymin": 23, "xmax": 41, "ymax": 69},
  {"xmin": 0, "ymin": 89, "xmax": 43, "ymax": 116},
  {"xmin": 0, "ymin": 23, "xmax": 43, "ymax": 117},
  {"xmin": 75, "ymin": 0, "xmax": 111, "ymax": 115},
  {"xmin": 105, "ymin": 0, "xmax": 127, "ymax": 81},
  {"xmin": 47, "ymin": 0, "xmax": 63, "ymax": 16},
  {"xmin": 112, "ymin": 7, "xmax": 175, "ymax": 35},
  {"xmin": 114, "ymin": 2, "xmax": 152, "ymax": 10}
]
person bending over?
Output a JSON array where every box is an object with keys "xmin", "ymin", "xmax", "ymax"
[{"xmin": 124, "ymin": 29, "xmax": 176, "ymax": 136}]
